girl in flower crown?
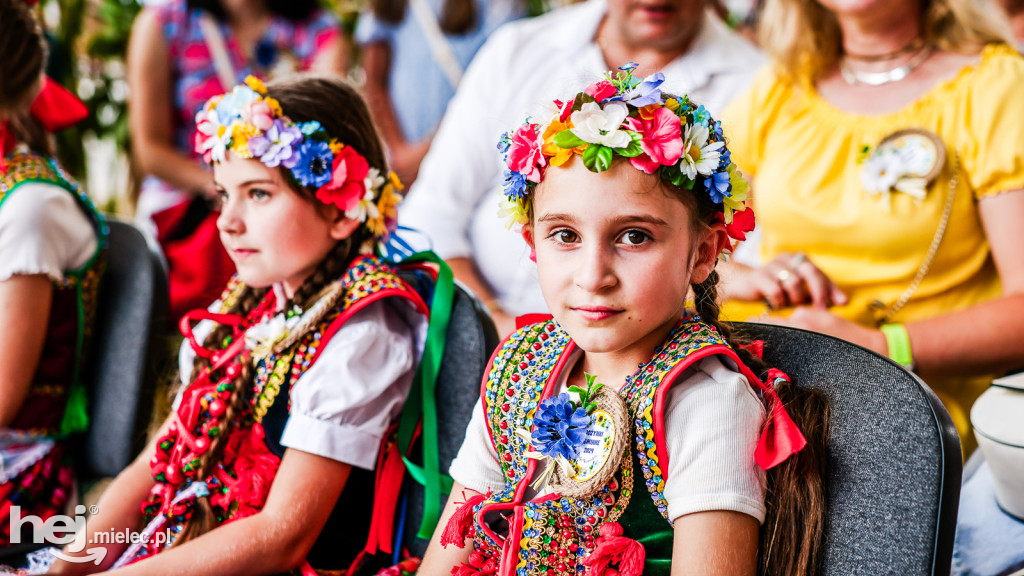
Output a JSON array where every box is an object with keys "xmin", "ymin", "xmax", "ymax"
[
  {"xmin": 47, "ymin": 75, "xmax": 428, "ymax": 575},
  {"xmin": 417, "ymin": 65, "xmax": 829, "ymax": 576}
]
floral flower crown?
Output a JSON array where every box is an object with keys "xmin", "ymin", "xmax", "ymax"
[
  {"xmin": 194, "ymin": 76, "xmax": 402, "ymax": 240},
  {"xmin": 498, "ymin": 64, "xmax": 755, "ymax": 242}
]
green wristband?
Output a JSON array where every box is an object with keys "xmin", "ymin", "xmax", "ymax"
[{"xmin": 881, "ymin": 323, "xmax": 914, "ymax": 369}]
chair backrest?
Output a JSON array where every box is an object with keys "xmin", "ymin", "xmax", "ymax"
[
  {"xmin": 400, "ymin": 278, "xmax": 499, "ymax": 558},
  {"xmin": 80, "ymin": 219, "xmax": 168, "ymax": 478},
  {"xmin": 732, "ymin": 322, "xmax": 962, "ymax": 576}
]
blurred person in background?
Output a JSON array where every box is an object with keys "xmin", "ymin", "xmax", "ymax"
[
  {"xmin": 399, "ymin": 0, "xmax": 764, "ymax": 336},
  {"xmin": 0, "ymin": 0, "xmax": 105, "ymax": 544},
  {"xmin": 127, "ymin": 0, "xmax": 346, "ymax": 324},
  {"xmin": 720, "ymin": 0, "xmax": 1024, "ymax": 453},
  {"xmin": 357, "ymin": 0, "xmax": 524, "ymax": 185},
  {"xmin": 994, "ymin": 0, "xmax": 1024, "ymax": 47}
]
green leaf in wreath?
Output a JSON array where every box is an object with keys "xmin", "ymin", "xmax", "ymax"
[
  {"xmin": 592, "ymin": 146, "xmax": 614, "ymax": 172},
  {"xmin": 553, "ymin": 130, "xmax": 586, "ymax": 149}
]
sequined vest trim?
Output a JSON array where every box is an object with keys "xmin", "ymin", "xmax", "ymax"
[
  {"xmin": 0, "ymin": 150, "xmax": 108, "ymax": 435},
  {"xmin": 472, "ymin": 318, "xmax": 756, "ymax": 576}
]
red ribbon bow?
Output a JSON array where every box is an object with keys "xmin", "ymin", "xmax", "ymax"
[
  {"xmin": 753, "ymin": 368, "xmax": 808, "ymax": 469},
  {"xmin": 1, "ymin": 76, "xmax": 88, "ymax": 173}
]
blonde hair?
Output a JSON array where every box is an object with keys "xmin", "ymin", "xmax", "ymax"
[{"xmin": 758, "ymin": 0, "xmax": 1013, "ymax": 81}]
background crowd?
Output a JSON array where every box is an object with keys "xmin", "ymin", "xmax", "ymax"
[{"xmin": 2, "ymin": 0, "xmax": 1024, "ymax": 574}]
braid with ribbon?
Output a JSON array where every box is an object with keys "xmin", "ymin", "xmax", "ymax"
[
  {"xmin": 692, "ymin": 273, "xmax": 829, "ymax": 576},
  {"xmin": 142, "ymin": 74, "xmax": 395, "ymax": 551}
]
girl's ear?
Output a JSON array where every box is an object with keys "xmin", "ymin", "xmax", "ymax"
[
  {"xmin": 521, "ymin": 224, "xmax": 537, "ymax": 262},
  {"xmin": 327, "ymin": 207, "xmax": 362, "ymax": 241},
  {"xmin": 690, "ymin": 220, "xmax": 730, "ymax": 284}
]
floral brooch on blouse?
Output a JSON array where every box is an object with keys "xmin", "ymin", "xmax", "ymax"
[
  {"xmin": 194, "ymin": 76, "xmax": 403, "ymax": 240},
  {"xmin": 496, "ymin": 63, "xmax": 755, "ymax": 243},
  {"xmin": 859, "ymin": 129, "xmax": 946, "ymax": 209},
  {"xmin": 519, "ymin": 374, "xmax": 629, "ymax": 497}
]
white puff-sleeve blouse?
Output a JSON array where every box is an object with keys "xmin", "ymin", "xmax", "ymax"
[
  {"xmin": 178, "ymin": 298, "xmax": 424, "ymax": 470},
  {"xmin": 0, "ymin": 182, "xmax": 97, "ymax": 282}
]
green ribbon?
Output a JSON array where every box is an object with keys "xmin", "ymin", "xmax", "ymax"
[
  {"xmin": 60, "ymin": 281, "xmax": 90, "ymax": 436},
  {"xmin": 395, "ymin": 251, "xmax": 456, "ymax": 539}
]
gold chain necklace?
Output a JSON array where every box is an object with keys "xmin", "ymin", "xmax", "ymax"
[{"xmin": 876, "ymin": 154, "xmax": 959, "ymax": 325}]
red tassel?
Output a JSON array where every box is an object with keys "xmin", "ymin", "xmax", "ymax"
[
  {"xmin": 440, "ymin": 491, "xmax": 489, "ymax": 548},
  {"xmin": 220, "ymin": 424, "xmax": 281, "ymax": 519},
  {"xmin": 583, "ymin": 522, "xmax": 646, "ymax": 576},
  {"xmin": 451, "ymin": 551, "xmax": 497, "ymax": 576}
]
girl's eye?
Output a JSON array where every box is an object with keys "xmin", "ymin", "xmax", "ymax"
[
  {"xmin": 249, "ymin": 188, "xmax": 270, "ymax": 201},
  {"xmin": 553, "ymin": 229, "xmax": 579, "ymax": 244},
  {"xmin": 621, "ymin": 230, "xmax": 649, "ymax": 246}
]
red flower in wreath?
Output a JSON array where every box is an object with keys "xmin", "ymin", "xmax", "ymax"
[
  {"xmin": 714, "ymin": 206, "xmax": 756, "ymax": 242},
  {"xmin": 316, "ymin": 146, "xmax": 369, "ymax": 212}
]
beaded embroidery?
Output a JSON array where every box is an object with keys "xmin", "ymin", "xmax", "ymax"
[
  {"xmin": 473, "ymin": 317, "xmax": 730, "ymax": 576},
  {"xmin": 139, "ymin": 255, "xmax": 419, "ymax": 559}
]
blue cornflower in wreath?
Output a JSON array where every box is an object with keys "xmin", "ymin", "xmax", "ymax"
[
  {"xmin": 532, "ymin": 393, "xmax": 592, "ymax": 461},
  {"xmin": 293, "ymin": 140, "xmax": 334, "ymax": 189}
]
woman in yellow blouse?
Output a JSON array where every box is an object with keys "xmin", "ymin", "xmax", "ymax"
[{"xmin": 720, "ymin": 0, "xmax": 1024, "ymax": 452}]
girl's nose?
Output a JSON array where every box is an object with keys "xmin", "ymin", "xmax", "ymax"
[
  {"xmin": 574, "ymin": 243, "xmax": 618, "ymax": 293},
  {"xmin": 216, "ymin": 195, "xmax": 244, "ymax": 235}
]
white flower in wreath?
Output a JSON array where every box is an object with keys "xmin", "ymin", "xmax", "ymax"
[
  {"xmin": 569, "ymin": 101, "xmax": 632, "ymax": 149},
  {"xmin": 245, "ymin": 306, "xmax": 303, "ymax": 353},
  {"xmin": 679, "ymin": 123, "xmax": 724, "ymax": 180},
  {"xmin": 344, "ymin": 168, "xmax": 385, "ymax": 223}
]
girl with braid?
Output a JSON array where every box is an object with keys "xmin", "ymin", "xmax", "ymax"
[
  {"xmin": 418, "ymin": 65, "xmax": 829, "ymax": 576},
  {"xmin": 0, "ymin": 0, "xmax": 103, "ymax": 546},
  {"xmin": 47, "ymin": 75, "xmax": 428, "ymax": 575}
]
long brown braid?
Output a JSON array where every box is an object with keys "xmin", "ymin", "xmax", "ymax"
[
  {"xmin": 691, "ymin": 271, "xmax": 829, "ymax": 576},
  {"xmin": 173, "ymin": 75, "xmax": 387, "ymax": 545}
]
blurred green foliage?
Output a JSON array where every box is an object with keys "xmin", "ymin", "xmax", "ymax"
[{"xmin": 43, "ymin": 0, "xmax": 139, "ymax": 182}]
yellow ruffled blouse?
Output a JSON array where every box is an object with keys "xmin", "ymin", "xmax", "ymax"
[{"xmin": 721, "ymin": 44, "xmax": 1024, "ymax": 449}]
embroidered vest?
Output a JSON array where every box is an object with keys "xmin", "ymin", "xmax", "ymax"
[
  {"xmin": 0, "ymin": 150, "xmax": 107, "ymax": 436},
  {"xmin": 464, "ymin": 318, "xmax": 754, "ymax": 576},
  {"xmin": 135, "ymin": 256, "xmax": 426, "ymax": 563}
]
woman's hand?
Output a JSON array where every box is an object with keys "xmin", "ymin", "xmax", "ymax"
[
  {"xmin": 721, "ymin": 252, "xmax": 846, "ymax": 310},
  {"xmin": 758, "ymin": 307, "xmax": 887, "ymax": 355}
]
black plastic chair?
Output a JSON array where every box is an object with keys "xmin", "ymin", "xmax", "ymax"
[
  {"xmin": 732, "ymin": 322, "xmax": 962, "ymax": 576},
  {"xmin": 78, "ymin": 219, "xmax": 168, "ymax": 478}
]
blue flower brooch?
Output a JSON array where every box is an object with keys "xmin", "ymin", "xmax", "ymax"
[{"xmin": 519, "ymin": 374, "xmax": 629, "ymax": 497}]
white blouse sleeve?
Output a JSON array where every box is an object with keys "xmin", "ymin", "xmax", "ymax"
[
  {"xmin": 0, "ymin": 183, "xmax": 97, "ymax": 282},
  {"xmin": 280, "ymin": 299, "xmax": 421, "ymax": 470},
  {"xmin": 661, "ymin": 356, "xmax": 768, "ymax": 523},
  {"xmin": 448, "ymin": 397, "xmax": 507, "ymax": 493}
]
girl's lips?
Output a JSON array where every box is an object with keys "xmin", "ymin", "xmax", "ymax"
[
  {"xmin": 572, "ymin": 306, "xmax": 623, "ymax": 322},
  {"xmin": 231, "ymin": 248, "xmax": 258, "ymax": 258}
]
